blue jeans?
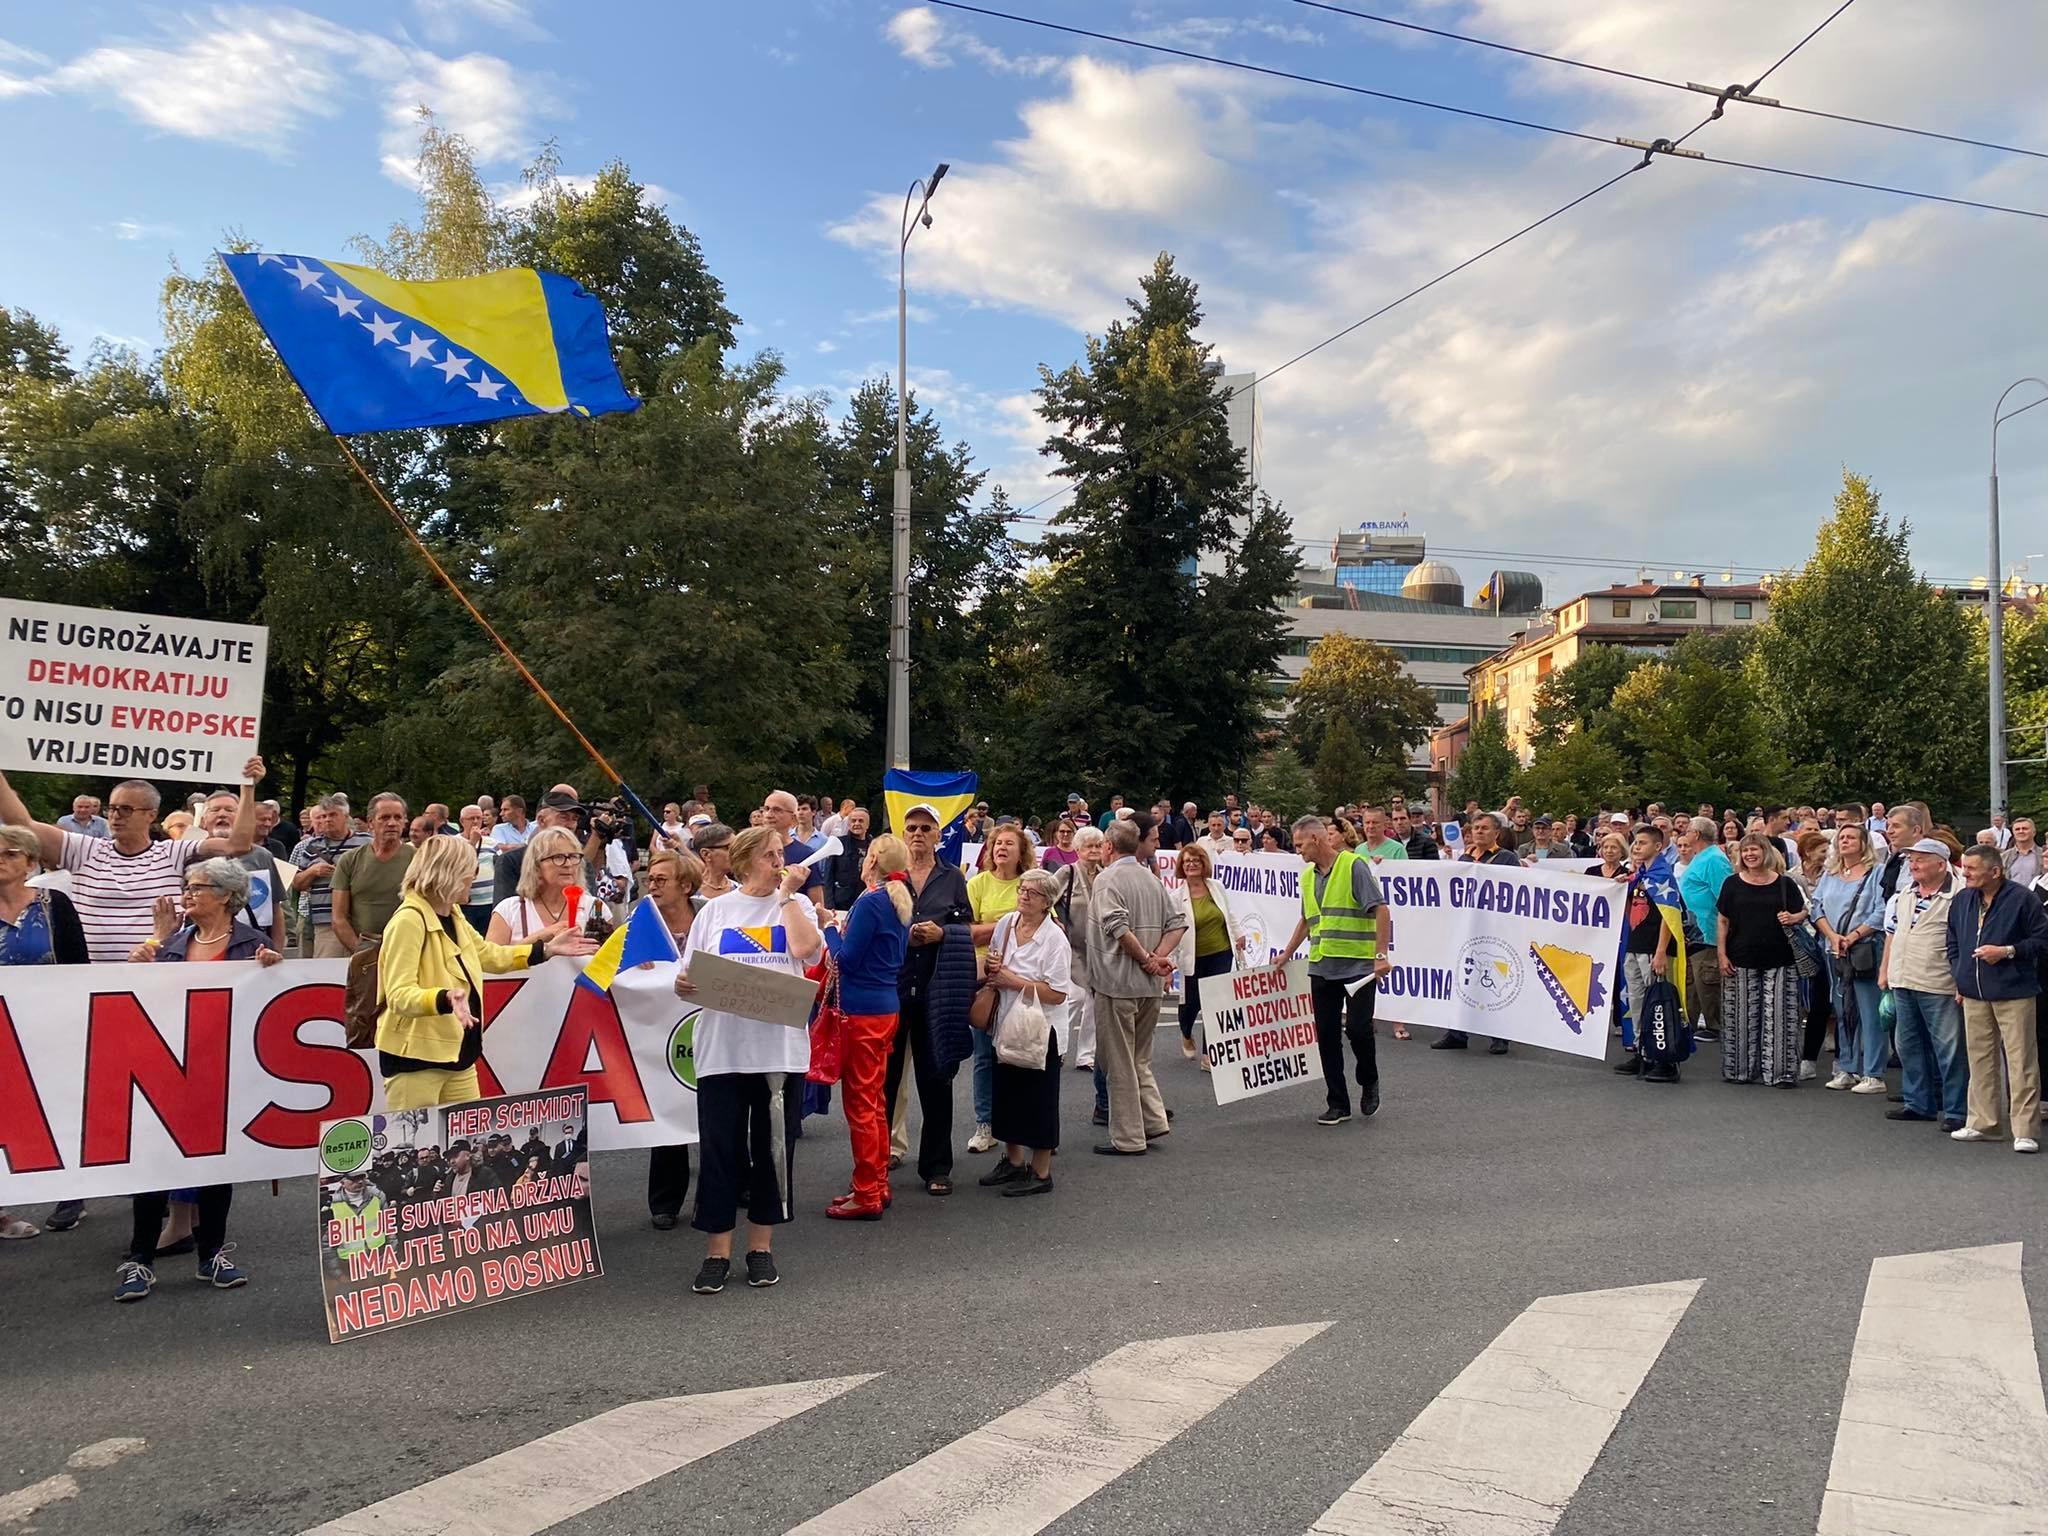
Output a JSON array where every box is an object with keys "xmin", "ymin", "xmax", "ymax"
[
  {"xmin": 1892, "ymin": 987, "xmax": 1968, "ymax": 1121},
  {"xmin": 1093, "ymin": 1061, "xmax": 1108, "ymax": 1117},
  {"xmin": 971, "ymin": 1026, "xmax": 994, "ymax": 1125},
  {"xmin": 1827, "ymin": 956, "xmax": 1886, "ymax": 1077}
]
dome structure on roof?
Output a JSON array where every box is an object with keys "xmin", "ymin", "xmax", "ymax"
[{"xmin": 1401, "ymin": 560, "xmax": 1465, "ymax": 607}]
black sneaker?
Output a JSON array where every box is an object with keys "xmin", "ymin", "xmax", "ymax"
[
  {"xmin": 650, "ymin": 1213, "xmax": 678, "ymax": 1230},
  {"xmin": 1316, "ymin": 1108, "xmax": 1351, "ymax": 1126},
  {"xmin": 691, "ymin": 1257, "xmax": 730, "ymax": 1294},
  {"xmin": 1002, "ymin": 1173, "xmax": 1053, "ymax": 1197},
  {"xmin": 1361, "ymin": 1085, "xmax": 1381, "ymax": 1117},
  {"xmin": 1642, "ymin": 1063, "xmax": 1679, "ymax": 1083},
  {"xmin": 745, "ymin": 1251, "xmax": 779, "ymax": 1288},
  {"xmin": 1613, "ymin": 1053, "xmax": 1642, "ymax": 1075},
  {"xmin": 45, "ymin": 1200, "xmax": 85, "ymax": 1232},
  {"xmin": 1090, "ymin": 1108, "xmax": 1108, "ymax": 1126},
  {"xmin": 1886, "ymin": 1107, "xmax": 1934, "ymax": 1121},
  {"xmin": 979, "ymin": 1159, "xmax": 1026, "ymax": 1186},
  {"xmin": 1430, "ymin": 1033, "xmax": 1468, "ymax": 1050},
  {"xmin": 1486, "ymin": 1039, "xmax": 1509, "ymax": 1055},
  {"xmin": 1939, "ymin": 1117, "xmax": 1965, "ymax": 1132}
]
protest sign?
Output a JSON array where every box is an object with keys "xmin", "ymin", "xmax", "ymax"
[
  {"xmin": 0, "ymin": 599, "xmax": 268, "ymax": 782},
  {"xmin": 1370, "ymin": 861, "xmax": 1625, "ymax": 1057},
  {"xmin": 1154, "ymin": 849, "xmax": 1305, "ymax": 966},
  {"xmin": 0, "ymin": 954, "xmax": 699, "ymax": 1204},
  {"xmin": 684, "ymin": 949, "xmax": 818, "ymax": 1030},
  {"xmin": 316, "ymin": 1087, "xmax": 602, "ymax": 1343},
  {"xmin": 1201, "ymin": 959, "xmax": 1320, "ymax": 1104}
]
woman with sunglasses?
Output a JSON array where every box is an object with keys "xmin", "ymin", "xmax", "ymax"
[
  {"xmin": 114, "ymin": 858, "xmax": 281, "ymax": 1301},
  {"xmin": 1230, "ymin": 827, "xmax": 1255, "ymax": 857}
]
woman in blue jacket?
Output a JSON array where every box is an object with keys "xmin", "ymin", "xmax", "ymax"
[{"xmin": 822, "ymin": 834, "xmax": 912, "ymax": 1218}]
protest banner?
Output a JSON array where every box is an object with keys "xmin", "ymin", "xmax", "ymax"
[
  {"xmin": 1370, "ymin": 861, "xmax": 1625, "ymax": 1057},
  {"xmin": 316, "ymin": 1087, "xmax": 602, "ymax": 1343},
  {"xmin": 1200, "ymin": 958, "xmax": 1321, "ymax": 1104},
  {"xmin": 684, "ymin": 949, "xmax": 819, "ymax": 1030},
  {"xmin": 0, "ymin": 954, "xmax": 699, "ymax": 1204},
  {"xmin": 1154, "ymin": 849, "xmax": 1305, "ymax": 966},
  {"xmin": 0, "ymin": 599, "xmax": 268, "ymax": 782}
]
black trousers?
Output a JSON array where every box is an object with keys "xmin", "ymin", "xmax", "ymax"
[
  {"xmin": 1178, "ymin": 950, "xmax": 1234, "ymax": 1038},
  {"xmin": 883, "ymin": 995, "xmax": 958, "ymax": 1182},
  {"xmin": 130, "ymin": 1185, "xmax": 231, "ymax": 1266},
  {"xmin": 1802, "ymin": 976, "xmax": 1834, "ymax": 1063},
  {"xmin": 1311, "ymin": 975, "xmax": 1378, "ymax": 1115},
  {"xmin": 648, "ymin": 1144, "xmax": 691, "ymax": 1219},
  {"xmin": 691, "ymin": 1074, "xmax": 799, "ymax": 1236}
]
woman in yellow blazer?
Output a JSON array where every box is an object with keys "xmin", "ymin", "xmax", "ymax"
[{"xmin": 377, "ymin": 836, "xmax": 596, "ymax": 1109}]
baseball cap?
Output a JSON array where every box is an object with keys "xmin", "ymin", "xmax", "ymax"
[
  {"xmin": 1902, "ymin": 837, "xmax": 1951, "ymax": 858},
  {"xmin": 1533, "ymin": 815, "xmax": 1552, "ymax": 827},
  {"xmin": 902, "ymin": 802, "xmax": 942, "ymax": 823},
  {"xmin": 1609, "ymin": 813, "xmax": 1631, "ymax": 825},
  {"xmin": 1066, "ymin": 792, "xmax": 1084, "ymax": 805},
  {"xmin": 688, "ymin": 813, "xmax": 712, "ymax": 828}
]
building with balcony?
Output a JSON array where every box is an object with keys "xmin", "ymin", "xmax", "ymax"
[{"xmin": 1467, "ymin": 580, "xmax": 1772, "ymax": 762}]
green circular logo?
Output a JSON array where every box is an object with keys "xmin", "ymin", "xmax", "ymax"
[
  {"xmin": 320, "ymin": 1119, "xmax": 372, "ymax": 1175},
  {"xmin": 667, "ymin": 1009, "xmax": 699, "ymax": 1091}
]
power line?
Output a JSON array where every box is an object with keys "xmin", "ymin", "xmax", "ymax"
[
  {"xmin": 925, "ymin": 0, "xmax": 2047, "ymax": 222},
  {"xmin": 1291, "ymin": 0, "xmax": 2048, "ymax": 163}
]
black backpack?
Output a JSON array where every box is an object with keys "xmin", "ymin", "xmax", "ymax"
[{"xmin": 1637, "ymin": 977, "xmax": 1692, "ymax": 1067}]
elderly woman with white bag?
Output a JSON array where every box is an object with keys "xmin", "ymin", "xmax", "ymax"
[{"xmin": 976, "ymin": 868, "xmax": 1071, "ymax": 1198}]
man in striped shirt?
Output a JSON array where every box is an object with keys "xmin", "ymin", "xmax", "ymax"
[{"xmin": 0, "ymin": 759, "xmax": 266, "ymax": 963}]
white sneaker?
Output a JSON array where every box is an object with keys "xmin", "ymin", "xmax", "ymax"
[
  {"xmin": 1850, "ymin": 1076, "xmax": 1889, "ymax": 1095},
  {"xmin": 1951, "ymin": 1126, "xmax": 1989, "ymax": 1142},
  {"xmin": 1825, "ymin": 1071, "xmax": 1855, "ymax": 1090},
  {"xmin": 1798, "ymin": 1061, "xmax": 1818, "ymax": 1082},
  {"xmin": 2017, "ymin": 1138, "xmax": 2040, "ymax": 1155},
  {"xmin": 966, "ymin": 1123, "xmax": 994, "ymax": 1153}
]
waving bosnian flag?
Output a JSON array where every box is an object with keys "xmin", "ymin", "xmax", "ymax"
[
  {"xmin": 219, "ymin": 252, "xmax": 638, "ymax": 434},
  {"xmin": 577, "ymin": 898, "xmax": 680, "ymax": 996}
]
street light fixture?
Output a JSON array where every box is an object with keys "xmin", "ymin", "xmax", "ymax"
[
  {"xmin": 1987, "ymin": 377, "xmax": 2048, "ymax": 820},
  {"xmin": 888, "ymin": 162, "xmax": 949, "ymax": 776}
]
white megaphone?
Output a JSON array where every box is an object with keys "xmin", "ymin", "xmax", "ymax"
[{"xmin": 794, "ymin": 836, "xmax": 842, "ymax": 871}]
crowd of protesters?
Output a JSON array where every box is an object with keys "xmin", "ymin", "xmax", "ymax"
[{"xmin": 2, "ymin": 765, "xmax": 2042, "ymax": 1300}]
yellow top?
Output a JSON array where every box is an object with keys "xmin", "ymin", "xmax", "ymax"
[
  {"xmin": 375, "ymin": 890, "xmax": 536, "ymax": 1065},
  {"xmin": 967, "ymin": 870, "xmax": 1020, "ymax": 965}
]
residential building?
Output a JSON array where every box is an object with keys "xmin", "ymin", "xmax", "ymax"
[{"xmin": 1467, "ymin": 580, "xmax": 1772, "ymax": 762}]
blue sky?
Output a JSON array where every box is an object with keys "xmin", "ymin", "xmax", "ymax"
[{"xmin": 5, "ymin": 1, "xmax": 2047, "ymax": 602}]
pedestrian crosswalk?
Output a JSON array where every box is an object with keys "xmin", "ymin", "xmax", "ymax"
[{"xmin": 293, "ymin": 1245, "xmax": 2045, "ymax": 1536}]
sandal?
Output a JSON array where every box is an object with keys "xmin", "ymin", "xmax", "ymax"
[
  {"xmin": 925, "ymin": 1177, "xmax": 952, "ymax": 1197},
  {"xmin": 0, "ymin": 1217, "xmax": 39, "ymax": 1240},
  {"xmin": 1393, "ymin": 1025, "xmax": 1412, "ymax": 1040}
]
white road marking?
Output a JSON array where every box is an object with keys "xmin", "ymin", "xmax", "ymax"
[
  {"xmin": 65, "ymin": 1437, "xmax": 146, "ymax": 1470},
  {"xmin": 0, "ymin": 1474, "xmax": 79, "ymax": 1526},
  {"xmin": 792, "ymin": 1321, "xmax": 1331, "ymax": 1535},
  {"xmin": 300, "ymin": 1374, "xmax": 876, "ymax": 1536},
  {"xmin": 1818, "ymin": 1242, "xmax": 2048, "ymax": 1535},
  {"xmin": 1309, "ymin": 1279, "xmax": 1703, "ymax": 1535}
]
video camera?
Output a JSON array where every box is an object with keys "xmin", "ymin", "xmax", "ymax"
[{"xmin": 566, "ymin": 794, "xmax": 633, "ymax": 844}]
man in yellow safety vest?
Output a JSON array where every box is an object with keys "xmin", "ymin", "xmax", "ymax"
[{"xmin": 1277, "ymin": 815, "xmax": 1393, "ymax": 1127}]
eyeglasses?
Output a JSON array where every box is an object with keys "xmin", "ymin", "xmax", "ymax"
[
  {"xmin": 539, "ymin": 853, "xmax": 580, "ymax": 866},
  {"xmin": 0, "ymin": 848, "xmax": 28, "ymax": 860},
  {"xmin": 183, "ymin": 883, "xmax": 218, "ymax": 895},
  {"xmin": 107, "ymin": 804, "xmax": 151, "ymax": 818}
]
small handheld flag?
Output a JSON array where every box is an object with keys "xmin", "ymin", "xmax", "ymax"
[
  {"xmin": 219, "ymin": 252, "xmax": 638, "ymax": 434},
  {"xmin": 883, "ymin": 769, "xmax": 977, "ymax": 836},
  {"xmin": 578, "ymin": 898, "xmax": 682, "ymax": 995}
]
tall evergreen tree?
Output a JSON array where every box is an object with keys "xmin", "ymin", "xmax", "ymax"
[
  {"xmin": 1021, "ymin": 254, "xmax": 1295, "ymax": 806},
  {"xmin": 1748, "ymin": 471, "xmax": 1983, "ymax": 808}
]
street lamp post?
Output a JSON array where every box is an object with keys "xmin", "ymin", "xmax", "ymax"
[
  {"xmin": 889, "ymin": 162, "xmax": 949, "ymax": 775},
  {"xmin": 1988, "ymin": 377, "xmax": 2048, "ymax": 822}
]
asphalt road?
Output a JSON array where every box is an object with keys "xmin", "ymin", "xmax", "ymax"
[{"xmin": 5, "ymin": 1032, "xmax": 2044, "ymax": 1535}]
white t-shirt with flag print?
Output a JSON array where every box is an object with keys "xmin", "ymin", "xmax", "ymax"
[{"xmin": 683, "ymin": 889, "xmax": 812, "ymax": 1078}]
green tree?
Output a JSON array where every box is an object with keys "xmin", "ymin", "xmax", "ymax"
[
  {"xmin": 1288, "ymin": 633, "xmax": 1441, "ymax": 777},
  {"xmin": 819, "ymin": 380, "xmax": 1019, "ymax": 793},
  {"xmin": 1514, "ymin": 730, "xmax": 1635, "ymax": 816},
  {"xmin": 1313, "ymin": 714, "xmax": 1375, "ymax": 810},
  {"xmin": 1748, "ymin": 471, "xmax": 1983, "ymax": 805},
  {"xmin": 1244, "ymin": 743, "xmax": 1315, "ymax": 823},
  {"xmin": 1018, "ymin": 254, "xmax": 1297, "ymax": 807},
  {"xmin": 1528, "ymin": 645, "xmax": 1646, "ymax": 750},
  {"xmin": 1448, "ymin": 708, "xmax": 1518, "ymax": 811},
  {"xmin": 1607, "ymin": 637, "xmax": 1792, "ymax": 809}
]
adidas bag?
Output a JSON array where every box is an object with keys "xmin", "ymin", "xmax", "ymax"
[{"xmin": 1637, "ymin": 978, "xmax": 1692, "ymax": 1067}]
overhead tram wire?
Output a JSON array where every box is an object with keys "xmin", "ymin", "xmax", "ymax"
[
  {"xmin": 1291, "ymin": 0, "xmax": 2047, "ymax": 162},
  {"xmin": 980, "ymin": 0, "xmax": 1873, "ymax": 534},
  {"xmin": 923, "ymin": 0, "xmax": 2046, "ymax": 224}
]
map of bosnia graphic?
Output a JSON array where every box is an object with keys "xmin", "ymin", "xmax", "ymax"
[{"xmin": 1529, "ymin": 943, "xmax": 1606, "ymax": 1034}]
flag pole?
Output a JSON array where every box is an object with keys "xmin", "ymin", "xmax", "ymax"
[{"xmin": 329, "ymin": 434, "xmax": 636, "ymax": 799}]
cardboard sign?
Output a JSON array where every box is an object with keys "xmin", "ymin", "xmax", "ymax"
[
  {"xmin": 1201, "ymin": 959, "xmax": 1322, "ymax": 1104},
  {"xmin": 315, "ymin": 1087, "xmax": 602, "ymax": 1343},
  {"xmin": 0, "ymin": 599, "xmax": 269, "ymax": 783},
  {"xmin": 683, "ymin": 949, "xmax": 819, "ymax": 1029}
]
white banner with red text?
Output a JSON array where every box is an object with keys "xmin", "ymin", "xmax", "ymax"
[{"xmin": 0, "ymin": 956, "xmax": 701, "ymax": 1203}]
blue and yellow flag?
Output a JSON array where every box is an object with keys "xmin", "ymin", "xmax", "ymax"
[
  {"xmin": 220, "ymin": 252, "xmax": 638, "ymax": 434},
  {"xmin": 883, "ymin": 768, "xmax": 977, "ymax": 836},
  {"xmin": 577, "ymin": 898, "xmax": 680, "ymax": 996}
]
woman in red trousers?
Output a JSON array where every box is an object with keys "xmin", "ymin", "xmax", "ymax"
[{"xmin": 823, "ymin": 834, "xmax": 912, "ymax": 1219}]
